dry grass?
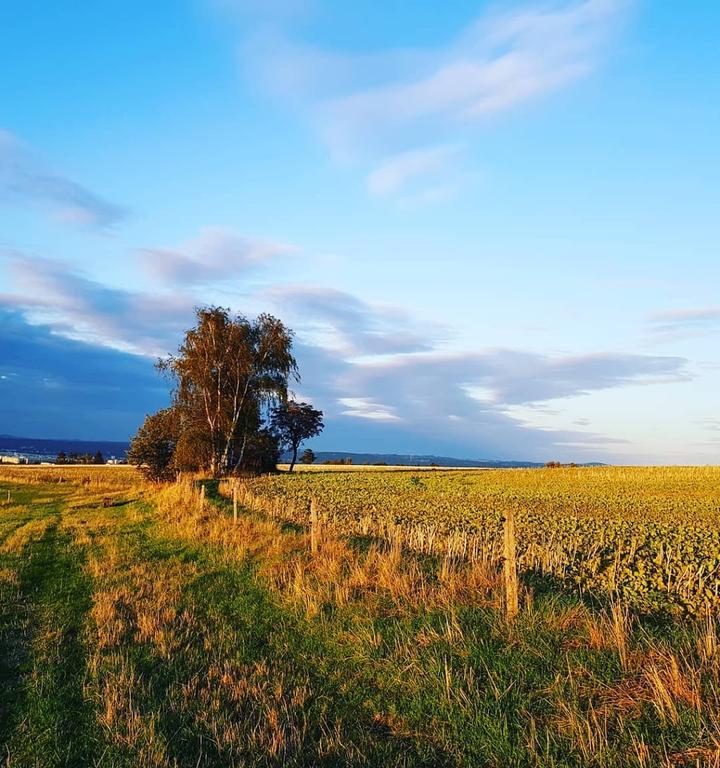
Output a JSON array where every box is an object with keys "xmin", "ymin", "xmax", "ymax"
[
  {"xmin": 76, "ymin": 485, "xmax": 367, "ymax": 765},
  {"xmin": 1, "ymin": 517, "xmax": 56, "ymax": 555},
  {"xmin": 145, "ymin": 481, "xmax": 720, "ymax": 764},
  {"xmin": 0, "ymin": 464, "xmax": 138, "ymax": 491},
  {"xmin": 161, "ymin": 480, "xmax": 500, "ymax": 618}
]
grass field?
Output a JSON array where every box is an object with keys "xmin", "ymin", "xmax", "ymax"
[{"xmin": 1, "ymin": 466, "xmax": 720, "ymax": 766}]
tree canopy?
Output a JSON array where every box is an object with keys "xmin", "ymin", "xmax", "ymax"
[
  {"xmin": 300, "ymin": 448, "xmax": 316, "ymax": 465},
  {"xmin": 270, "ymin": 400, "xmax": 324, "ymax": 472},
  {"xmin": 127, "ymin": 408, "xmax": 178, "ymax": 482},
  {"xmin": 129, "ymin": 307, "xmax": 307, "ymax": 479}
]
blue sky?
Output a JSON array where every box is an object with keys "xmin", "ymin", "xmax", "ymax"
[{"xmin": 1, "ymin": 0, "xmax": 718, "ymax": 463}]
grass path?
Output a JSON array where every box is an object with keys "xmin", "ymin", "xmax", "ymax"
[
  {"xmin": 0, "ymin": 483, "xmax": 452, "ymax": 766},
  {"xmin": 6, "ymin": 518, "xmax": 101, "ymax": 766}
]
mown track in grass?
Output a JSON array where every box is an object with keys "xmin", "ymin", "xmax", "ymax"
[{"xmin": 0, "ymin": 483, "xmax": 108, "ymax": 767}]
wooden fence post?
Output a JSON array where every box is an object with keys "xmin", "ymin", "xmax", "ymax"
[
  {"xmin": 310, "ymin": 497, "xmax": 320, "ymax": 555},
  {"xmin": 199, "ymin": 484, "xmax": 205, "ymax": 510},
  {"xmin": 503, "ymin": 509, "xmax": 519, "ymax": 620}
]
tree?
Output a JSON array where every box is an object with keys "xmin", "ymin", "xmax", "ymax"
[
  {"xmin": 93, "ymin": 450, "xmax": 105, "ymax": 465},
  {"xmin": 56, "ymin": 451, "xmax": 67, "ymax": 465},
  {"xmin": 300, "ymin": 448, "xmax": 316, "ymax": 465},
  {"xmin": 127, "ymin": 408, "xmax": 178, "ymax": 482},
  {"xmin": 159, "ymin": 307, "xmax": 297, "ymax": 477},
  {"xmin": 242, "ymin": 429, "xmax": 281, "ymax": 475},
  {"xmin": 270, "ymin": 400, "xmax": 324, "ymax": 472}
]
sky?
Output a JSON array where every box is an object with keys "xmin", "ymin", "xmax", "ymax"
[{"xmin": 1, "ymin": 0, "xmax": 718, "ymax": 464}]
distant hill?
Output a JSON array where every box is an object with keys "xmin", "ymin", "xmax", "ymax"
[
  {"xmin": 1, "ymin": 435, "xmax": 602, "ymax": 468},
  {"xmin": 282, "ymin": 451, "xmax": 584, "ymax": 468},
  {"xmin": 0, "ymin": 435, "xmax": 129, "ymax": 462}
]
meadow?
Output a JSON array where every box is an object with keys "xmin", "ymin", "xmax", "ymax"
[{"xmin": 1, "ymin": 464, "xmax": 720, "ymax": 767}]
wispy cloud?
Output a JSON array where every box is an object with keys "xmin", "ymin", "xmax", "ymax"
[
  {"xmin": 264, "ymin": 284, "xmax": 446, "ymax": 356},
  {"xmin": 338, "ymin": 397, "xmax": 401, "ymax": 422},
  {"xmin": 695, "ymin": 417, "xmax": 720, "ymax": 433},
  {"xmin": 366, "ymin": 144, "xmax": 460, "ymax": 200},
  {"xmin": 140, "ymin": 227, "xmax": 298, "ymax": 286},
  {"xmin": 291, "ymin": 339, "xmax": 682, "ymax": 460},
  {"xmin": 648, "ymin": 307, "xmax": 720, "ymax": 340},
  {"xmin": 0, "ymin": 130, "xmax": 127, "ymax": 230},
  {"xmin": 322, "ymin": 0, "xmax": 623, "ymax": 155},
  {"xmin": 241, "ymin": 0, "xmax": 628, "ymax": 195}
]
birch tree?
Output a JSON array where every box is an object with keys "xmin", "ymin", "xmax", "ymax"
[{"xmin": 159, "ymin": 307, "xmax": 297, "ymax": 476}]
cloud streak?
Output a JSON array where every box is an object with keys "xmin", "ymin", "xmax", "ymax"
[
  {"xmin": 0, "ymin": 130, "xmax": 127, "ymax": 230},
  {"xmin": 648, "ymin": 307, "xmax": 720, "ymax": 340},
  {"xmin": 264, "ymin": 284, "xmax": 445, "ymax": 356},
  {"xmin": 140, "ymin": 227, "xmax": 298, "ymax": 286},
  {"xmin": 322, "ymin": 0, "xmax": 623, "ymax": 154},
  {"xmin": 366, "ymin": 144, "xmax": 460, "ymax": 200},
  {"xmin": 291, "ymin": 341, "xmax": 679, "ymax": 460}
]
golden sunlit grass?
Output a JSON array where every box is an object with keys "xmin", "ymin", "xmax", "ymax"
[{"xmin": 0, "ymin": 464, "xmax": 137, "ymax": 491}]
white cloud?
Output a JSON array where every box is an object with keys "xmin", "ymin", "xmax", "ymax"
[
  {"xmin": 263, "ymin": 284, "xmax": 447, "ymax": 356},
  {"xmin": 648, "ymin": 307, "xmax": 720, "ymax": 340},
  {"xmin": 339, "ymin": 397, "xmax": 401, "ymax": 422},
  {"xmin": 2, "ymin": 251, "xmax": 192, "ymax": 356}
]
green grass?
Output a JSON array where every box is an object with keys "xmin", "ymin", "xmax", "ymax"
[{"xmin": 0, "ymin": 477, "xmax": 718, "ymax": 767}]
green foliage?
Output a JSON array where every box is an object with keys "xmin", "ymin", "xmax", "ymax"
[
  {"xmin": 55, "ymin": 451, "xmax": 104, "ymax": 465},
  {"xmin": 127, "ymin": 408, "xmax": 178, "ymax": 482},
  {"xmin": 300, "ymin": 448, "xmax": 316, "ymax": 465},
  {"xmin": 270, "ymin": 400, "xmax": 324, "ymax": 471}
]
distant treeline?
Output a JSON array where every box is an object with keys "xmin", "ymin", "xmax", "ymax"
[{"xmin": 55, "ymin": 450, "xmax": 106, "ymax": 465}]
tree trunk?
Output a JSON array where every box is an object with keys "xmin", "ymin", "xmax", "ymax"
[{"xmin": 289, "ymin": 445, "xmax": 298, "ymax": 472}]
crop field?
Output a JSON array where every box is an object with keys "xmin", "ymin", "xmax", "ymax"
[
  {"xmin": 2, "ymin": 465, "xmax": 720, "ymax": 766},
  {"xmin": 232, "ymin": 466, "xmax": 720, "ymax": 615}
]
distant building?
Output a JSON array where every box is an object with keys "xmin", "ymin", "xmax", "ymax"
[{"xmin": 0, "ymin": 455, "xmax": 28, "ymax": 464}]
